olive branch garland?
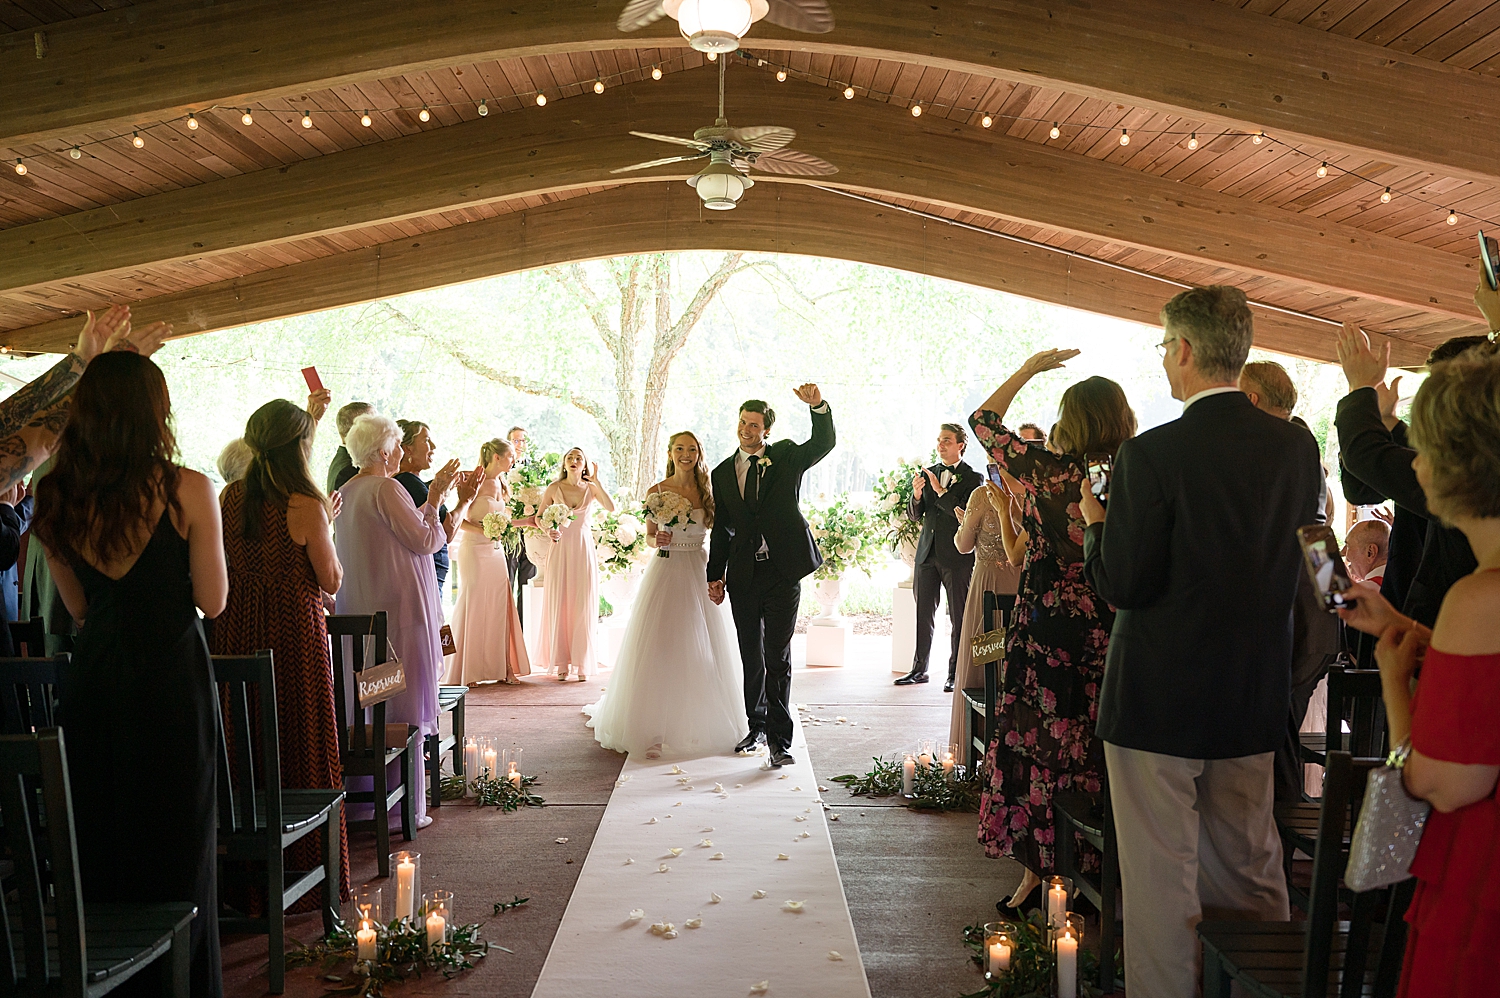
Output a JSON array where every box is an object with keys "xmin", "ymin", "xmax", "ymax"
[
  {"xmin": 829, "ymin": 755, "xmax": 984, "ymax": 812},
  {"xmin": 286, "ymin": 916, "xmax": 491, "ymax": 998},
  {"xmin": 438, "ymin": 772, "xmax": 545, "ymax": 812},
  {"xmin": 958, "ymin": 911, "xmax": 1105, "ymax": 998}
]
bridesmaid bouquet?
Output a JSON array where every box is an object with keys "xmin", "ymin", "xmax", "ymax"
[
  {"xmin": 538, "ymin": 502, "xmax": 576, "ymax": 533},
  {"xmin": 481, "ymin": 510, "xmax": 510, "ymax": 550},
  {"xmin": 643, "ymin": 491, "xmax": 695, "ymax": 559}
]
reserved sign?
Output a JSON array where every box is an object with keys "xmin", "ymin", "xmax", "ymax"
[
  {"xmin": 970, "ymin": 628, "xmax": 1007, "ymax": 664},
  {"xmin": 357, "ymin": 660, "xmax": 406, "ymax": 707}
]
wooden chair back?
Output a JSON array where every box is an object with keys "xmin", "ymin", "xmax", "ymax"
[
  {"xmin": 0, "ymin": 654, "xmax": 67, "ymax": 735},
  {"xmin": 212, "ymin": 652, "xmax": 280, "ymax": 843},
  {"xmin": 1302, "ymin": 752, "xmax": 1379, "ymax": 998},
  {"xmin": 325, "ymin": 613, "xmax": 390, "ymax": 765},
  {"xmin": 7, "ymin": 618, "xmax": 46, "ymax": 659},
  {"xmin": 1326, "ymin": 668, "xmax": 1385, "ymax": 758},
  {"xmin": 0, "ymin": 729, "xmax": 87, "ymax": 994}
]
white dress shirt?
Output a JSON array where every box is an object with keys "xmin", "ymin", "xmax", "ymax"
[{"xmin": 1182, "ymin": 385, "xmax": 1242, "ymax": 412}]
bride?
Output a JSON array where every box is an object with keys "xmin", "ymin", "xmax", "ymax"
[{"xmin": 584, "ymin": 431, "xmax": 748, "ymax": 759}]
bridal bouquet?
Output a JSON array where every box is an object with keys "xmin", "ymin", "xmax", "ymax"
[
  {"xmin": 481, "ymin": 509, "xmax": 511, "ymax": 550},
  {"xmin": 591, "ymin": 506, "xmax": 648, "ymax": 578},
  {"xmin": 870, "ymin": 452, "xmax": 937, "ymax": 554},
  {"xmin": 505, "ymin": 485, "xmax": 547, "ymax": 548},
  {"xmin": 642, "ymin": 491, "xmax": 695, "ymax": 559},
  {"xmin": 804, "ymin": 496, "xmax": 882, "ymax": 581},
  {"xmin": 537, "ymin": 502, "xmax": 576, "ymax": 533}
]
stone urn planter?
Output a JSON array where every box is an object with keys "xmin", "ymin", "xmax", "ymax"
[{"xmin": 812, "ymin": 576, "xmax": 844, "ymax": 623}]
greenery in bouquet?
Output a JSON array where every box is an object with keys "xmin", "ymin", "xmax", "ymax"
[
  {"xmin": 803, "ymin": 496, "xmax": 883, "ymax": 581},
  {"xmin": 537, "ymin": 502, "xmax": 575, "ymax": 532},
  {"xmin": 870, "ymin": 451, "xmax": 937, "ymax": 553},
  {"xmin": 591, "ymin": 505, "xmax": 648, "ymax": 578},
  {"xmin": 641, "ymin": 490, "xmax": 696, "ymax": 559},
  {"xmin": 502, "ymin": 485, "xmax": 547, "ymax": 550},
  {"xmin": 480, "ymin": 510, "xmax": 510, "ymax": 546}
]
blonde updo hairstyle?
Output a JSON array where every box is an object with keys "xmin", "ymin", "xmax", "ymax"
[
  {"xmin": 480, "ymin": 437, "xmax": 511, "ymax": 469},
  {"xmin": 1408, "ymin": 347, "xmax": 1500, "ymax": 522}
]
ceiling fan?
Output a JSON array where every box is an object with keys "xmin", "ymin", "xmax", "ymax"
[
  {"xmin": 611, "ymin": 58, "xmax": 838, "ymax": 211},
  {"xmin": 618, "ymin": 0, "xmax": 834, "ymax": 54}
]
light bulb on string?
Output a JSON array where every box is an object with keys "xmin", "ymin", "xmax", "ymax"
[
  {"xmin": 13, "ymin": 159, "xmax": 25, "ymax": 176},
  {"xmin": 360, "ymin": 111, "xmax": 372, "ymax": 127},
  {"xmin": 1187, "ymin": 132, "xmax": 1198, "ymax": 150},
  {"xmin": 1252, "ymin": 132, "xmax": 1263, "ymax": 144},
  {"xmin": 477, "ymin": 99, "xmax": 489, "ymax": 116},
  {"xmin": 186, "ymin": 112, "xmax": 199, "ymax": 130},
  {"xmin": 69, "ymin": 146, "xmax": 81, "ymax": 160},
  {"xmin": 301, "ymin": 111, "xmax": 313, "ymax": 128},
  {"xmin": 652, "ymin": 66, "xmax": 663, "ymax": 80},
  {"xmin": 1049, "ymin": 123, "xmax": 1060, "ymax": 140},
  {"xmin": 1316, "ymin": 161, "xmax": 1328, "ymax": 178},
  {"xmin": 1119, "ymin": 128, "xmax": 1129, "ymax": 146},
  {"xmin": 242, "ymin": 110, "xmax": 254, "ymax": 125},
  {"xmin": 132, "ymin": 132, "xmax": 144, "ymax": 149},
  {"xmin": 911, "ymin": 103, "xmax": 922, "ymax": 117},
  {"xmin": 1447, "ymin": 209, "xmax": 1459, "ymax": 226},
  {"xmin": 843, "ymin": 86, "xmax": 854, "ymax": 99},
  {"xmin": 776, "ymin": 69, "xmax": 787, "ymax": 82},
  {"xmin": 419, "ymin": 105, "xmax": 431, "ymax": 121},
  {"xmin": 1380, "ymin": 187, "xmax": 1392, "ymax": 204},
  {"xmin": 593, "ymin": 80, "xmax": 605, "ymax": 94},
  {"xmin": 535, "ymin": 92, "xmax": 547, "ymax": 106},
  {"xmin": 706, "ymin": 51, "xmax": 717, "ymax": 61},
  {"xmin": 981, "ymin": 114, "xmax": 993, "ymax": 128}
]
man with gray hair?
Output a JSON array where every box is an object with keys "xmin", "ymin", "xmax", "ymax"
[
  {"xmin": 327, "ymin": 401, "xmax": 374, "ymax": 493},
  {"xmin": 1079, "ymin": 285, "xmax": 1323, "ymax": 997}
]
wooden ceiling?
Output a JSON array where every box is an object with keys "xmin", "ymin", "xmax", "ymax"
[{"xmin": 2, "ymin": 0, "xmax": 1498, "ymax": 363}]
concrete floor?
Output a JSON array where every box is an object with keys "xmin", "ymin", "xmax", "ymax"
[{"xmin": 223, "ymin": 634, "xmax": 1024, "ymax": 998}]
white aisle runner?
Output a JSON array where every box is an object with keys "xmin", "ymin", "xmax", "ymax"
[{"xmin": 531, "ymin": 715, "xmax": 872, "ymax": 998}]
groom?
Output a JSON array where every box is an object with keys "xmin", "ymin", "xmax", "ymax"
[{"xmin": 708, "ymin": 385, "xmax": 835, "ymax": 768}]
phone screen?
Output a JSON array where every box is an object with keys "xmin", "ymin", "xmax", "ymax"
[
  {"xmin": 1297, "ymin": 524, "xmax": 1358, "ymax": 611},
  {"xmin": 302, "ymin": 366, "xmax": 324, "ymax": 393},
  {"xmin": 1481, "ymin": 231, "xmax": 1500, "ymax": 292},
  {"xmin": 1086, "ymin": 456, "xmax": 1112, "ymax": 502},
  {"xmin": 986, "ymin": 463, "xmax": 1004, "ymax": 488}
]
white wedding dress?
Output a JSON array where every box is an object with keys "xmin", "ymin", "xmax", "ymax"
[{"xmin": 583, "ymin": 511, "xmax": 749, "ymax": 758}]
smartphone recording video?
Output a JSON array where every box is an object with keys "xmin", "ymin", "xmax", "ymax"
[
  {"xmin": 1086, "ymin": 455, "xmax": 1112, "ymax": 503},
  {"xmin": 1481, "ymin": 231, "xmax": 1500, "ymax": 292},
  {"xmin": 1297, "ymin": 524, "xmax": 1358, "ymax": 612},
  {"xmin": 987, "ymin": 463, "xmax": 1004, "ymax": 488}
]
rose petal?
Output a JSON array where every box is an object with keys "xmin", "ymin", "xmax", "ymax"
[
  {"xmin": 735, "ymin": 784, "xmax": 743, "ymax": 788},
  {"xmin": 714, "ymin": 783, "xmax": 725, "ymax": 793},
  {"xmin": 799, "ymin": 831, "xmax": 810, "ymax": 838},
  {"xmin": 647, "ymin": 818, "xmax": 657, "ymax": 824},
  {"xmin": 624, "ymin": 858, "xmax": 635, "ymax": 865},
  {"xmin": 555, "ymin": 837, "xmax": 569, "ymax": 844},
  {"xmin": 828, "ymin": 951, "xmax": 843, "ymax": 961},
  {"xmin": 674, "ymin": 802, "xmax": 683, "ymax": 807},
  {"xmin": 751, "ymin": 983, "xmax": 769, "ymax": 994},
  {"xmin": 685, "ymin": 917, "xmax": 702, "ymax": 929},
  {"xmin": 792, "ymin": 786, "xmax": 802, "ymax": 792},
  {"xmin": 778, "ymin": 774, "xmax": 789, "ymax": 780},
  {"xmin": 663, "ymin": 930, "xmax": 678, "ymax": 939},
  {"xmin": 752, "ymin": 890, "xmax": 767, "ymax": 899},
  {"xmin": 702, "ymin": 826, "xmax": 715, "ymax": 832},
  {"xmin": 670, "ymin": 765, "xmax": 684, "ymax": 775},
  {"xmin": 818, "ymin": 786, "xmax": 829, "ymax": 792},
  {"xmin": 700, "ymin": 839, "xmax": 714, "ymax": 847},
  {"xmin": 628, "ymin": 909, "xmax": 645, "ymax": 921},
  {"xmin": 829, "ymin": 814, "xmax": 840, "ymax": 821},
  {"xmin": 711, "ymin": 852, "xmax": 724, "ymax": 860},
  {"xmin": 777, "ymin": 853, "xmax": 789, "ymax": 860},
  {"xmin": 710, "ymin": 892, "xmax": 722, "ymax": 903},
  {"xmin": 794, "ymin": 816, "xmax": 807, "ymax": 822},
  {"xmin": 658, "ymin": 864, "xmax": 671, "ymax": 873},
  {"xmin": 782, "ymin": 900, "xmax": 805, "ymax": 912}
]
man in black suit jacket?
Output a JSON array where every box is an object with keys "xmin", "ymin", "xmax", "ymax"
[
  {"xmin": 897, "ymin": 423, "xmax": 982, "ymax": 690},
  {"xmin": 708, "ymin": 386, "xmax": 835, "ymax": 768},
  {"xmin": 1079, "ymin": 286, "xmax": 1323, "ymax": 998}
]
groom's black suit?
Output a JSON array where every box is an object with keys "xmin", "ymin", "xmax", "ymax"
[{"xmin": 708, "ymin": 404, "xmax": 835, "ymax": 750}]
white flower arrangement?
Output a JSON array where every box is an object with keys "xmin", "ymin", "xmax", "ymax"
[
  {"xmin": 480, "ymin": 509, "xmax": 510, "ymax": 549},
  {"xmin": 502, "ymin": 484, "xmax": 547, "ymax": 550},
  {"xmin": 870, "ymin": 452, "xmax": 938, "ymax": 553},
  {"xmin": 802, "ymin": 496, "xmax": 883, "ymax": 581},
  {"xmin": 642, "ymin": 491, "xmax": 696, "ymax": 559},
  {"xmin": 590, "ymin": 506, "xmax": 648, "ymax": 578},
  {"xmin": 537, "ymin": 502, "xmax": 575, "ymax": 533}
]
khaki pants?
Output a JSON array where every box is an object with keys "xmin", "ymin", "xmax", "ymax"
[{"xmin": 1105, "ymin": 743, "xmax": 1289, "ymax": 998}]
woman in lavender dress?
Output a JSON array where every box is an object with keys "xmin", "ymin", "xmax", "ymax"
[{"xmin": 334, "ymin": 414, "xmax": 460, "ymax": 829}]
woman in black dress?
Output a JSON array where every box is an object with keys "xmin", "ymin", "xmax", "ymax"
[
  {"xmin": 970, "ymin": 349, "xmax": 1135, "ymax": 910},
  {"xmin": 34, "ymin": 350, "xmax": 228, "ymax": 998}
]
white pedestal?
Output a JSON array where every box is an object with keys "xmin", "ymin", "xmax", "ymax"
[
  {"xmin": 522, "ymin": 581, "xmax": 543, "ymax": 660},
  {"xmin": 805, "ymin": 620, "xmax": 851, "ymax": 667},
  {"xmin": 892, "ymin": 583, "xmax": 916, "ymax": 673},
  {"xmin": 599, "ymin": 615, "xmax": 630, "ymax": 670}
]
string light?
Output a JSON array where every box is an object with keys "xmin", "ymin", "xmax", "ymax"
[
  {"xmin": 69, "ymin": 146, "xmax": 81, "ymax": 160},
  {"xmin": 186, "ymin": 112, "xmax": 198, "ymax": 130},
  {"xmin": 1252, "ymin": 132, "xmax": 1263, "ymax": 144},
  {"xmin": 241, "ymin": 110, "xmax": 254, "ymax": 125},
  {"xmin": 477, "ymin": 99, "xmax": 489, "ymax": 116},
  {"xmin": 593, "ymin": 80, "xmax": 605, "ymax": 94},
  {"xmin": 843, "ymin": 86, "xmax": 854, "ymax": 99},
  {"xmin": 131, "ymin": 132, "xmax": 144, "ymax": 148},
  {"xmin": 652, "ymin": 66, "xmax": 663, "ymax": 80},
  {"xmin": 13, "ymin": 159, "xmax": 25, "ymax": 176},
  {"xmin": 301, "ymin": 111, "xmax": 313, "ymax": 128},
  {"xmin": 535, "ymin": 93, "xmax": 547, "ymax": 106},
  {"xmin": 1381, "ymin": 188, "xmax": 1392, "ymax": 204},
  {"xmin": 1119, "ymin": 129, "xmax": 1129, "ymax": 146},
  {"xmin": 1316, "ymin": 161, "xmax": 1328, "ymax": 178},
  {"xmin": 359, "ymin": 111, "xmax": 371, "ymax": 127},
  {"xmin": 1448, "ymin": 209, "xmax": 1459, "ymax": 225},
  {"xmin": 1049, "ymin": 123, "xmax": 1060, "ymax": 140},
  {"xmin": 1187, "ymin": 132, "xmax": 1198, "ymax": 150},
  {"xmin": 706, "ymin": 51, "xmax": 717, "ymax": 62},
  {"xmin": 776, "ymin": 69, "xmax": 787, "ymax": 82},
  {"xmin": 419, "ymin": 105, "xmax": 431, "ymax": 121},
  {"xmin": 910, "ymin": 103, "xmax": 922, "ymax": 117},
  {"xmin": 981, "ymin": 114, "xmax": 993, "ymax": 128}
]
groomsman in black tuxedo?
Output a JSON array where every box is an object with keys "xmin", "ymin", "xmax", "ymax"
[
  {"xmin": 708, "ymin": 386, "xmax": 835, "ymax": 768},
  {"xmin": 897, "ymin": 424, "xmax": 982, "ymax": 690},
  {"xmin": 506, "ymin": 425, "xmax": 538, "ymax": 622}
]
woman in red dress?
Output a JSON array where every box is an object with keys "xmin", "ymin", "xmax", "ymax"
[
  {"xmin": 1339, "ymin": 347, "xmax": 1500, "ymax": 996},
  {"xmin": 212, "ymin": 397, "xmax": 348, "ymax": 908}
]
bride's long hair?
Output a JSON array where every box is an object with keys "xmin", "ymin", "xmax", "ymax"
[{"xmin": 663, "ymin": 431, "xmax": 714, "ymax": 527}]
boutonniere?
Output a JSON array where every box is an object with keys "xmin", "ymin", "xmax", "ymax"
[{"xmin": 757, "ymin": 455, "xmax": 773, "ymax": 470}]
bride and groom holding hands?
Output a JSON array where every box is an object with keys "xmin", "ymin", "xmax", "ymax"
[{"xmin": 584, "ymin": 384, "xmax": 835, "ymax": 768}]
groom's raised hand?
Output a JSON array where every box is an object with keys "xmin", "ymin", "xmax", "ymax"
[{"xmin": 792, "ymin": 383, "xmax": 822, "ymax": 407}]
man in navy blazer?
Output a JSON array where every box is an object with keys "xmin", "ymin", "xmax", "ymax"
[{"xmin": 1080, "ymin": 286, "xmax": 1323, "ymax": 998}]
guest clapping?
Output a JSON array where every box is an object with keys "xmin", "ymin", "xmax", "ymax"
[
  {"xmin": 394, "ymin": 420, "xmax": 478, "ymax": 594},
  {"xmin": 536, "ymin": 448, "xmax": 614, "ymax": 681},
  {"xmin": 211, "ymin": 399, "xmax": 348, "ymax": 907},
  {"xmin": 1336, "ymin": 348, "xmax": 1500, "ymax": 995},
  {"xmin": 334, "ymin": 415, "xmax": 460, "ymax": 829},
  {"xmin": 1079, "ymin": 286, "xmax": 1322, "ymax": 998},
  {"xmin": 970, "ymin": 351, "xmax": 1134, "ymax": 909}
]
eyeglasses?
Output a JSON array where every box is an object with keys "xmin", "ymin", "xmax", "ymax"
[{"xmin": 1155, "ymin": 336, "xmax": 1180, "ymax": 357}]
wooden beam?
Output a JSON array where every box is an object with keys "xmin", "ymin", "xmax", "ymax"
[
  {"xmin": 7, "ymin": 184, "xmax": 1421, "ymax": 366},
  {"xmin": 3, "ymin": 0, "xmax": 1498, "ymax": 187},
  {"xmin": 0, "ymin": 70, "xmax": 1478, "ymax": 325}
]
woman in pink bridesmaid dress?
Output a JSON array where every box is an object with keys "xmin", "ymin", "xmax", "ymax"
[{"xmin": 536, "ymin": 447, "xmax": 615, "ymax": 681}]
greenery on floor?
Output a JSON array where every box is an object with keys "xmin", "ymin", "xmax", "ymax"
[
  {"xmin": 287, "ymin": 915, "xmax": 490, "ymax": 998},
  {"xmin": 439, "ymin": 773, "xmax": 546, "ymax": 812},
  {"xmin": 959, "ymin": 911, "xmax": 1102, "ymax": 998},
  {"xmin": 830, "ymin": 755, "xmax": 983, "ymax": 811}
]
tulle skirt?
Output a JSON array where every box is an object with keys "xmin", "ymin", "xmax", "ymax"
[{"xmin": 583, "ymin": 545, "xmax": 748, "ymax": 758}]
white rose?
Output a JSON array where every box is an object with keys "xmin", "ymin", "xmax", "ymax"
[
  {"xmin": 619, "ymin": 513, "xmax": 642, "ymax": 532},
  {"xmin": 506, "ymin": 469, "xmax": 522, "ymax": 485},
  {"xmin": 616, "ymin": 526, "xmax": 637, "ymax": 547}
]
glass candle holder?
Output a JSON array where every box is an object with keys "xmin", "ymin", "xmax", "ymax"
[
  {"xmin": 1054, "ymin": 913, "xmax": 1085, "ymax": 998},
  {"xmin": 349, "ymin": 886, "xmax": 382, "ymax": 928},
  {"xmin": 390, "ymin": 851, "xmax": 421, "ymax": 922},
  {"xmin": 1045, "ymin": 875, "xmax": 1073, "ymax": 928},
  {"xmin": 462, "ymin": 736, "xmax": 480, "ymax": 796},
  {"xmin": 941, "ymin": 742, "xmax": 958, "ymax": 781},
  {"xmin": 982, "ymin": 920, "xmax": 1016, "ymax": 980},
  {"xmin": 901, "ymin": 752, "xmax": 916, "ymax": 796},
  {"xmin": 916, "ymin": 737, "xmax": 935, "ymax": 768},
  {"xmin": 423, "ymin": 890, "xmax": 452, "ymax": 951},
  {"xmin": 479, "ymin": 737, "xmax": 499, "ymax": 782},
  {"xmin": 502, "ymin": 747, "xmax": 523, "ymax": 789}
]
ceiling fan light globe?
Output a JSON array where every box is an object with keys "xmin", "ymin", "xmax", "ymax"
[
  {"xmin": 670, "ymin": 0, "xmax": 766, "ymax": 52},
  {"xmin": 688, "ymin": 160, "xmax": 750, "ymax": 208}
]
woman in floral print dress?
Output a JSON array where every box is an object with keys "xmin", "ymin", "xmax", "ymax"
[{"xmin": 969, "ymin": 349, "xmax": 1137, "ymax": 908}]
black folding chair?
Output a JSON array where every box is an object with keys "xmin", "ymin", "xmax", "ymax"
[{"xmin": 0, "ymin": 654, "xmax": 65, "ymax": 734}]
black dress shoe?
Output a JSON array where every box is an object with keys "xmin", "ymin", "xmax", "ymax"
[
  {"xmin": 943, "ymin": 680, "xmax": 955, "ymax": 693},
  {"xmin": 769, "ymin": 746, "xmax": 795, "ymax": 768},
  {"xmin": 894, "ymin": 672, "xmax": 930, "ymax": 686},
  {"xmin": 734, "ymin": 731, "xmax": 766, "ymax": 754}
]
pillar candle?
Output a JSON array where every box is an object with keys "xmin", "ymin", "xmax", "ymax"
[
  {"xmin": 901, "ymin": 755, "xmax": 915, "ymax": 795},
  {"xmin": 942, "ymin": 754, "xmax": 955, "ymax": 781},
  {"xmin": 918, "ymin": 752, "xmax": 932, "ymax": 768},
  {"xmin": 508, "ymin": 768, "xmax": 522, "ymax": 790},
  {"xmin": 987, "ymin": 937, "xmax": 1010, "ymax": 976},
  {"xmin": 425, "ymin": 910, "xmax": 446, "ymax": 952},
  {"xmin": 356, "ymin": 921, "xmax": 377, "ymax": 962},
  {"xmin": 482, "ymin": 747, "xmax": 498, "ymax": 780},
  {"xmin": 1056, "ymin": 931, "xmax": 1078, "ymax": 998},
  {"xmin": 463, "ymin": 739, "xmax": 479, "ymax": 793},
  {"xmin": 395, "ymin": 856, "xmax": 416, "ymax": 920},
  {"xmin": 1047, "ymin": 882, "xmax": 1067, "ymax": 927}
]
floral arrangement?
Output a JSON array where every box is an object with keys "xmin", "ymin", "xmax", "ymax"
[
  {"xmin": 506, "ymin": 452, "xmax": 560, "ymax": 492},
  {"xmin": 591, "ymin": 506, "xmax": 648, "ymax": 577},
  {"xmin": 503, "ymin": 485, "xmax": 546, "ymax": 550},
  {"xmin": 642, "ymin": 491, "xmax": 695, "ymax": 559},
  {"xmin": 803, "ymin": 496, "xmax": 882, "ymax": 581},
  {"xmin": 870, "ymin": 452, "xmax": 938, "ymax": 553},
  {"xmin": 480, "ymin": 510, "xmax": 510, "ymax": 548},
  {"xmin": 286, "ymin": 911, "xmax": 490, "ymax": 998},
  {"xmin": 959, "ymin": 911, "xmax": 1104, "ymax": 998},
  {"xmin": 537, "ymin": 502, "xmax": 575, "ymax": 533},
  {"xmin": 830, "ymin": 754, "xmax": 983, "ymax": 812}
]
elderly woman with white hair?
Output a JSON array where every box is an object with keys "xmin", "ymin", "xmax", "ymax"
[{"xmin": 334, "ymin": 413, "xmax": 460, "ymax": 829}]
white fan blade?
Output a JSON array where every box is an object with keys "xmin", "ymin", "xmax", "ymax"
[
  {"xmin": 618, "ymin": 0, "xmax": 668, "ymax": 31},
  {"xmin": 728, "ymin": 125, "xmax": 795, "ymax": 152},
  {"xmin": 630, "ymin": 130, "xmax": 713, "ymax": 151},
  {"xmin": 750, "ymin": 149, "xmax": 839, "ymax": 176},
  {"xmin": 611, "ymin": 153, "xmax": 710, "ymax": 174},
  {"xmin": 765, "ymin": 0, "xmax": 834, "ymax": 33}
]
